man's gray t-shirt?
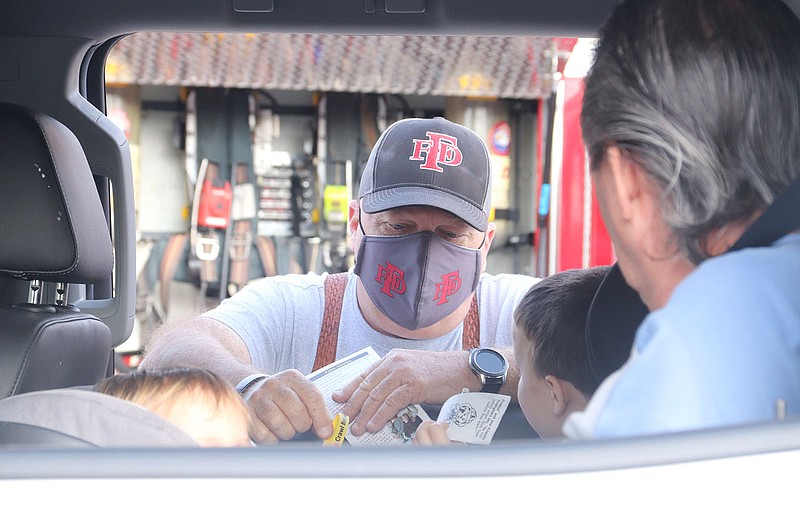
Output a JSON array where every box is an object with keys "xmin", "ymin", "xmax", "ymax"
[{"xmin": 206, "ymin": 270, "xmax": 537, "ymax": 375}]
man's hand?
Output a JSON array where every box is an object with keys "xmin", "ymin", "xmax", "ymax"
[
  {"xmin": 246, "ymin": 369, "xmax": 333, "ymax": 444},
  {"xmin": 331, "ymin": 349, "xmax": 473, "ymax": 436}
]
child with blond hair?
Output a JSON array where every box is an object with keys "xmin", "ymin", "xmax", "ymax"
[{"xmin": 95, "ymin": 366, "xmax": 253, "ymax": 447}]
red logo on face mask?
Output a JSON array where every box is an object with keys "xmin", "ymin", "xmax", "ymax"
[
  {"xmin": 376, "ymin": 262, "xmax": 407, "ymax": 297},
  {"xmin": 410, "ymin": 132, "xmax": 463, "ymax": 172},
  {"xmin": 433, "ymin": 271, "xmax": 462, "ymax": 305}
]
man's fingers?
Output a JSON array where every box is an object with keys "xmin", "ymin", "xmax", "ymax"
[
  {"xmin": 346, "ymin": 380, "xmax": 384, "ymax": 435},
  {"xmin": 332, "ymin": 360, "xmax": 383, "ymax": 405},
  {"xmin": 347, "ymin": 372, "xmax": 408, "ymax": 435},
  {"xmin": 249, "ymin": 397, "xmax": 296, "ymax": 441},
  {"xmin": 248, "ymin": 414, "xmax": 279, "ymax": 444},
  {"xmin": 361, "ymin": 384, "xmax": 413, "ymax": 434},
  {"xmin": 337, "ymin": 362, "xmax": 387, "ymax": 423},
  {"xmin": 248, "ymin": 370, "xmax": 333, "ymax": 441},
  {"xmin": 255, "ymin": 392, "xmax": 302, "ymax": 441},
  {"xmin": 289, "ymin": 376, "xmax": 334, "ymax": 439}
]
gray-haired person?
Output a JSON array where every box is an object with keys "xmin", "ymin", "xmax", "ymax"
[
  {"xmin": 142, "ymin": 117, "xmax": 536, "ymax": 443},
  {"xmin": 565, "ymin": 0, "xmax": 800, "ymax": 438}
]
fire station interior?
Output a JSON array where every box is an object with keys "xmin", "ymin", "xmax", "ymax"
[{"xmin": 110, "ymin": 33, "xmax": 600, "ymax": 367}]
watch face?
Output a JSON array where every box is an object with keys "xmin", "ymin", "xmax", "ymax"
[{"xmin": 474, "ymin": 349, "xmax": 506, "ymax": 377}]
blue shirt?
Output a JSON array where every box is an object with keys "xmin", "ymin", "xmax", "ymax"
[{"xmin": 564, "ymin": 233, "xmax": 800, "ymax": 438}]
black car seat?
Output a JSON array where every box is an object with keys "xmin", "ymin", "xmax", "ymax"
[
  {"xmin": 0, "ymin": 104, "xmax": 115, "ymax": 399},
  {"xmin": 585, "ymin": 262, "xmax": 649, "ymax": 392}
]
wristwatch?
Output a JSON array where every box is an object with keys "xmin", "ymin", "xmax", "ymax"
[{"xmin": 468, "ymin": 347, "xmax": 508, "ymax": 394}]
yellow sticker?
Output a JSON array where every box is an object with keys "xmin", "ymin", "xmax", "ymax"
[
  {"xmin": 322, "ymin": 185, "xmax": 349, "ymax": 224},
  {"xmin": 322, "ymin": 413, "xmax": 349, "ymax": 447}
]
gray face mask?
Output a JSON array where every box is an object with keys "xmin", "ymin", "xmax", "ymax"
[{"xmin": 354, "ymin": 229, "xmax": 482, "ymax": 330}]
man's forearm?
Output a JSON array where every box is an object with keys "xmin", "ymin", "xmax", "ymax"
[{"xmin": 140, "ymin": 316, "xmax": 261, "ymax": 385}]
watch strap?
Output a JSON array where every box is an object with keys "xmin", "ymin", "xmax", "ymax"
[{"xmin": 480, "ymin": 381, "xmax": 502, "ymax": 394}]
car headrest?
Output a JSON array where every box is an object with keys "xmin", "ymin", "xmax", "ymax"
[
  {"xmin": 585, "ymin": 262, "xmax": 650, "ymax": 391},
  {"xmin": 0, "ymin": 388, "xmax": 199, "ymax": 448},
  {"xmin": 0, "ymin": 105, "xmax": 113, "ymax": 284}
]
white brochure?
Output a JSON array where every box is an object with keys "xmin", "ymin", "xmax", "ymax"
[
  {"xmin": 438, "ymin": 391, "xmax": 511, "ymax": 445},
  {"xmin": 306, "ymin": 346, "xmax": 430, "ymax": 446}
]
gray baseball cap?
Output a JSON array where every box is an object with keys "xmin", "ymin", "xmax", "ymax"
[{"xmin": 358, "ymin": 117, "xmax": 492, "ymax": 231}]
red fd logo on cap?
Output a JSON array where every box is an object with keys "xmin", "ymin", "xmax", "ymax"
[{"xmin": 410, "ymin": 132, "xmax": 463, "ymax": 172}]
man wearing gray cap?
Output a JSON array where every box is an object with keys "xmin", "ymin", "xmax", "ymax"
[{"xmin": 142, "ymin": 117, "xmax": 536, "ymax": 443}]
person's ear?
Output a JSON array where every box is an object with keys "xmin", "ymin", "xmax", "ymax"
[
  {"xmin": 604, "ymin": 145, "xmax": 646, "ymax": 224},
  {"xmin": 607, "ymin": 146, "xmax": 680, "ymax": 261},
  {"xmin": 544, "ymin": 375, "xmax": 568, "ymax": 417},
  {"xmin": 477, "ymin": 221, "xmax": 496, "ymax": 273},
  {"xmin": 348, "ymin": 199, "xmax": 361, "ymax": 252},
  {"xmin": 483, "ymin": 221, "xmax": 496, "ymax": 251}
]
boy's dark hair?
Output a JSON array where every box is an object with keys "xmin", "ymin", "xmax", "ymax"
[{"xmin": 513, "ymin": 266, "xmax": 611, "ymax": 399}]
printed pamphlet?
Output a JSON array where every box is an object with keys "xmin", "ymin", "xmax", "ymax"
[
  {"xmin": 437, "ymin": 390, "xmax": 511, "ymax": 445},
  {"xmin": 307, "ymin": 346, "xmax": 430, "ymax": 446},
  {"xmin": 308, "ymin": 346, "xmax": 510, "ymax": 446}
]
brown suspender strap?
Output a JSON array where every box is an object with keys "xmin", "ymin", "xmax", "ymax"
[
  {"xmin": 159, "ymin": 232, "xmax": 188, "ymax": 316},
  {"xmin": 228, "ymin": 164, "xmax": 254, "ymax": 296},
  {"xmin": 312, "ymin": 272, "xmax": 481, "ymax": 372},
  {"xmin": 254, "ymin": 235, "xmax": 278, "ymax": 278},
  {"xmin": 462, "ymin": 294, "xmax": 480, "ymax": 350},
  {"xmin": 227, "ymin": 219, "xmax": 252, "ymax": 292},
  {"xmin": 313, "ymin": 272, "xmax": 349, "ymax": 372}
]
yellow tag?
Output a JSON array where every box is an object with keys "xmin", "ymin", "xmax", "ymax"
[
  {"xmin": 322, "ymin": 413, "xmax": 349, "ymax": 447},
  {"xmin": 322, "ymin": 185, "xmax": 349, "ymax": 224}
]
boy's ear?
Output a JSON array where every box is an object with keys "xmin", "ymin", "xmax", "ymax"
[{"xmin": 544, "ymin": 375, "xmax": 568, "ymax": 417}]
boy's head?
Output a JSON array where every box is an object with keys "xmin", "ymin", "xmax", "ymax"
[
  {"xmin": 95, "ymin": 367, "xmax": 252, "ymax": 447},
  {"xmin": 512, "ymin": 266, "xmax": 611, "ymax": 438}
]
